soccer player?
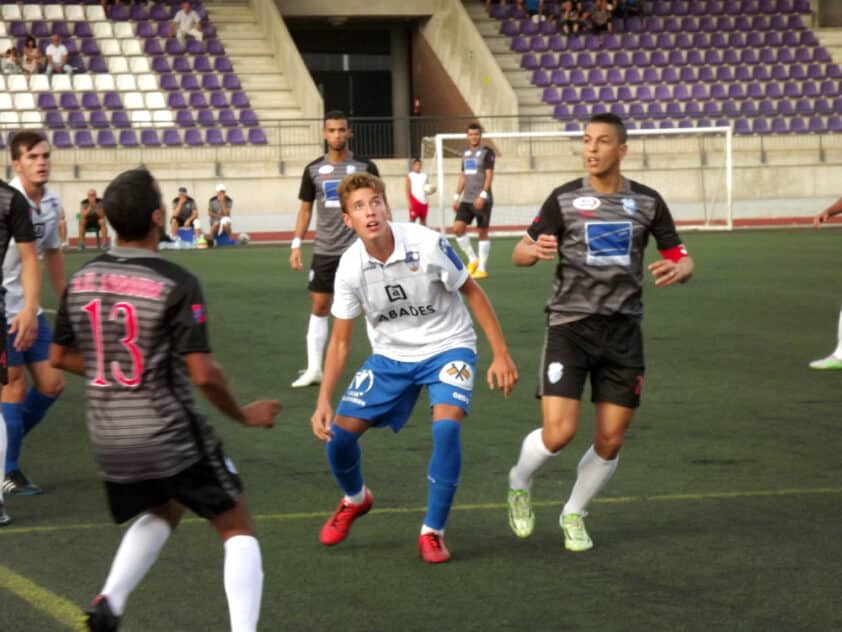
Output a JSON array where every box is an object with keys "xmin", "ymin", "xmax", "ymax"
[
  {"xmin": 289, "ymin": 111, "xmax": 379, "ymax": 388},
  {"xmin": 451, "ymin": 122, "xmax": 495, "ymax": 280},
  {"xmin": 0, "ymin": 179, "xmax": 41, "ymax": 526},
  {"xmin": 505, "ymin": 113, "xmax": 695, "ymax": 551},
  {"xmin": 406, "ymin": 158, "xmax": 434, "ymax": 226},
  {"xmin": 2, "ymin": 130, "xmax": 66, "ymax": 497},
  {"xmin": 50, "ymin": 169, "xmax": 280, "ymax": 631},
  {"xmin": 310, "ymin": 172, "xmax": 518, "ymax": 563},
  {"xmin": 809, "ymin": 195, "xmax": 842, "ymax": 369}
]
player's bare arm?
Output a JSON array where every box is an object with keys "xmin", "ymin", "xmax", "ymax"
[
  {"xmin": 813, "ymin": 196, "xmax": 842, "ymax": 228},
  {"xmin": 44, "ymin": 247, "xmax": 67, "ymax": 297},
  {"xmin": 311, "ymin": 317, "xmax": 355, "ymax": 441},
  {"xmin": 185, "ymin": 353, "xmax": 279, "ymax": 428},
  {"xmin": 512, "ymin": 234, "xmax": 558, "ymax": 267},
  {"xmin": 49, "ymin": 342, "xmax": 84, "ymax": 375},
  {"xmin": 459, "ymin": 277, "xmax": 519, "ymax": 397},
  {"xmin": 649, "ymin": 254, "xmax": 695, "ymax": 287},
  {"xmin": 474, "ymin": 167, "xmax": 494, "ymax": 211},
  {"xmin": 290, "ymin": 200, "xmax": 313, "ymax": 270},
  {"xmin": 452, "ymin": 173, "xmax": 465, "ymax": 211},
  {"xmin": 10, "ymin": 240, "xmax": 41, "ymax": 351}
]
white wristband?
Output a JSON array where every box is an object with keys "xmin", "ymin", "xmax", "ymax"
[
  {"xmin": 291, "ymin": 237, "xmax": 302, "ymax": 249},
  {"xmin": 453, "ymin": 193, "xmax": 460, "ymax": 201},
  {"xmin": 479, "ymin": 190, "xmax": 489, "ymax": 200}
]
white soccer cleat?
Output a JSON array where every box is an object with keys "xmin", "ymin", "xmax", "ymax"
[
  {"xmin": 291, "ymin": 369, "xmax": 323, "ymax": 388},
  {"xmin": 809, "ymin": 354, "xmax": 842, "ymax": 370},
  {"xmin": 560, "ymin": 513, "xmax": 593, "ymax": 552}
]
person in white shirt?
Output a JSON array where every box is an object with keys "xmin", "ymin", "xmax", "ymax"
[
  {"xmin": 170, "ymin": 1, "xmax": 203, "ymax": 45},
  {"xmin": 309, "ymin": 172, "xmax": 518, "ymax": 564},
  {"xmin": 44, "ymin": 34, "xmax": 72, "ymax": 83},
  {"xmin": 405, "ymin": 158, "xmax": 435, "ymax": 226}
]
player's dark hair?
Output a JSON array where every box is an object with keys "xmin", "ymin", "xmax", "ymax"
[
  {"xmin": 467, "ymin": 122, "xmax": 483, "ymax": 133},
  {"xmin": 338, "ymin": 173, "xmax": 388, "ymax": 214},
  {"xmin": 588, "ymin": 113, "xmax": 627, "ymax": 144},
  {"xmin": 9, "ymin": 130, "xmax": 48, "ymax": 161},
  {"xmin": 412, "ymin": 158, "xmax": 421, "ymax": 165},
  {"xmin": 103, "ymin": 169, "xmax": 160, "ymax": 241},
  {"xmin": 324, "ymin": 110, "xmax": 348, "ymax": 124}
]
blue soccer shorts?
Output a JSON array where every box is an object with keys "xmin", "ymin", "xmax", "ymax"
[
  {"xmin": 335, "ymin": 347, "xmax": 477, "ymax": 432},
  {"xmin": 7, "ymin": 312, "xmax": 52, "ymax": 367}
]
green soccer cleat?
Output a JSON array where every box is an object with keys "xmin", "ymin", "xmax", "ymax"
[
  {"xmin": 560, "ymin": 513, "xmax": 593, "ymax": 552},
  {"xmin": 809, "ymin": 354, "xmax": 842, "ymax": 370},
  {"xmin": 507, "ymin": 489, "xmax": 535, "ymax": 538}
]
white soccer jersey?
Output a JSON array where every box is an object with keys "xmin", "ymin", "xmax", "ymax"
[
  {"xmin": 3, "ymin": 177, "xmax": 62, "ymax": 318},
  {"xmin": 332, "ymin": 222, "xmax": 477, "ymax": 362},
  {"xmin": 408, "ymin": 171, "xmax": 429, "ymax": 204}
]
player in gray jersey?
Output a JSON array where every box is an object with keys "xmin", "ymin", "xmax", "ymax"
[
  {"xmin": 289, "ymin": 111, "xmax": 379, "ymax": 388},
  {"xmin": 505, "ymin": 113, "xmax": 695, "ymax": 551},
  {"xmin": 451, "ymin": 122, "xmax": 495, "ymax": 279},
  {"xmin": 51, "ymin": 169, "xmax": 280, "ymax": 632}
]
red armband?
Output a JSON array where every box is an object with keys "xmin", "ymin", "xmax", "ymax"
[{"xmin": 659, "ymin": 245, "xmax": 689, "ymax": 263}]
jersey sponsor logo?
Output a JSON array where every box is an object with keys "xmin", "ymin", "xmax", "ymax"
[
  {"xmin": 192, "ymin": 304, "xmax": 207, "ymax": 324},
  {"xmin": 317, "ymin": 164, "xmax": 334, "ymax": 175},
  {"xmin": 464, "ymin": 158, "xmax": 478, "ymax": 175},
  {"xmin": 385, "ymin": 284, "xmax": 407, "ymax": 302},
  {"xmin": 32, "ymin": 222, "xmax": 46, "ymax": 239},
  {"xmin": 376, "ymin": 304, "xmax": 436, "ymax": 322},
  {"xmin": 439, "ymin": 361, "xmax": 474, "ymax": 390},
  {"xmin": 405, "ymin": 250, "xmax": 420, "ymax": 272},
  {"xmin": 452, "ymin": 391, "xmax": 470, "ymax": 405},
  {"xmin": 463, "ymin": 149, "xmax": 472, "ymax": 156},
  {"xmin": 585, "ymin": 221, "xmax": 632, "ymax": 266},
  {"xmin": 346, "ymin": 164, "xmax": 357, "ymax": 174},
  {"xmin": 438, "ymin": 237, "xmax": 464, "ymax": 271},
  {"xmin": 322, "ymin": 179, "xmax": 341, "ymax": 208},
  {"xmin": 547, "ymin": 361, "xmax": 564, "ymax": 384},
  {"xmin": 622, "ymin": 197, "xmax": 638, "ymax": 216},
  {"xmin": 572, "ymin": 196, "xmax": 601, "ymax": 211}
]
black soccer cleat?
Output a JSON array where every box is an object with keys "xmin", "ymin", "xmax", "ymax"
[
  {"xmin": 2, "ymin": 469, "xmax": 44, "ymax": 496},
  {"xmin": 84, "ymin": 595, "xmax": 120, "ymax": 632}
]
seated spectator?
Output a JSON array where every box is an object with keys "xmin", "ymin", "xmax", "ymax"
[
  {"xmin": 560, "ymin": 1, "xmax": 589, "ymax": 34},
  {"xmin": 170, "ymin": 186, "xmax": 200, "ymax": 239},
  {"xmin": 78, "ymin": 189, "xmax": 108, "ymax": 251},
  {"xmin": 517, "ymin": 0, "xmax": 545, "ymax": 22},
  {"xmin": 589, "ymin": 0, "xmax": 614, "ymax": 33},
  {"xmin": 207, "ymin": 183, "xmax": 234, "ymax": 243},
  {"xmin": 2, "ymin": 48, "xmax": 23, "ymax": 74},
  {"xmin": 21, "ymin": 36, "xmax": 42, "ymax": 77},
  {"xmin": 45, "ymin": 33, "xmax": 73, "ymax": 82},
  {"xmin": 170, "ymin": 1, "xmax": 203, "ymax": 45}
]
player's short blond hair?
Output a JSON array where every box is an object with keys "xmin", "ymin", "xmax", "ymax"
[{"xmin": 338, "ymin": 172, "xmax": 388, "ymax": 213}]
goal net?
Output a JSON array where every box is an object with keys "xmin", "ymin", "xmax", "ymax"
[{"xmin": 420, "ymin": 125, "xmax": 733, "ymax": 234}]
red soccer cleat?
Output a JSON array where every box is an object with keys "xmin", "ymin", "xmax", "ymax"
[
  {"xmin": 418, "ymin": 532, "xmax": 451, "ymax": 564},
  {"xmin": 319, "ymin": 489, "xmax": 374, "ymax": 546}
]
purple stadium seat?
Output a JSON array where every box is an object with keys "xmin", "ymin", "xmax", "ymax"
[
  {"xmin": 770, "ymin": 65, "xmax": 788, "ymax": 81},
  {"xmin": 543, "ymin": 87, "xmax": 560, "ymax": 104},
  {"xmin": 80, "ymin": 38, "xmax": 99, "ymax": 56},
  {"xmin": 186, "ymin": 39, "xmax": 204, "ymax": 55},
  {"xmin": 115, "ymin": 130, "xmax": 137, "ymax": 147},
  {"xmin": 665, "ymin": 102, "xmax": 683, "ymax": 118},
  {"xmin": 636, "ymin": 85, "xmax": 654, "ymax": 102},
  {"xmin": 795, "ymin": 0, "xmax": 811, "ymax": 11},
  {"xmin": 512, "ymin": 36, "xmax": 529, "ymax": 53},
  {"xmin": 165, "ymin": 39, "xmax": 184, "ymax": 56},
  {"xmin": 553, "ymin": 104, "xmax": 571, "ymax": 120},
  {"xmin": 501, "ymin": 20, "xmax": 518, "ymax": 37},
  {"xmin": 173, "ymin": 56, "xmax": 191, "ymax": 73},
  {"xmin": 176, "ymin": 110, "xmax": 196, "ymax": 127},
  {"xmin": 696, "ymin": 66, "xmax": 714, "ymax": 83},
  {"xmin": 722, "ymin": 101, "xmax": 739, "ymax": 117},
  {"xmin": 591, "ymin": 104, "xmax": 609, "ymax": 116},
  {"xmin": 195, "ymin": 56, "xmax": 213, "ymax": 73},
  {"xmin": 588, "ymin": 68, "xmax": 606, "ymax": 86},
  {"xmin": 157, "ymin": 73, "xmax": 177, "ymax": 91},
  {"xmin": 520, "ymin": 53, "xmax": 538, "ymax": 70},
  {"xmin": 814, "ymin": 98, "xmax": 832, "ymax": 115},
  {"xmin": 60, "ymin": 93, "xmax": 80, "ymax": 110},
  {"xmin": 196, "ymin": 109, "xmax": 215, "ymax": 128},
  {"xmin": 156, "ymin": 22, "xmax": 172, "ymax": 38},
  {"xmin": 561, "ymin": 87, "xmax": 579, "ymax": 103},
  {"xmin": 137, "ymin": 129, "xmax": 159, "ymax": 147},
  {"xmin": 130, "ymin": 4, "xmax": 148, "ymax": 20},
  {"xmin": 37, "ymin": 94, "xmax": 59, "ymax": 111},
  {"xmin": 226, "ymin": 128, "xmax": 246, "ymax": 146},
  {"xmin": 519, "ymin": 19, "xmax": 539, "ymax": 36},
  {"xmin": 747, "ymin": 83, "xmax": 764, "ymax": 99},
  {"xmin": 532, "ymin": 69, "xmax": 549, "ymax": 86},
  {"xmin": 144, "ymin": 38, "xmax": 164, "ymax": 56},
  {"xmin": 728, "ymin": 84, "xmax": 746, "ymax": 100},
  {"xmin": 684, "ymin": 101, "xmax": 703, "ymax": 118},
  {"xmin": 816, "ymin": 48, "xmax": 833, "ymax": 63},
  {"xmin": 109, "ymin": 4, "xmax": 129, "ymax": 20},
  {"xmin": 662, "ymin": 67, "xmax": 679, "ymax": 83},
  {"xmin": 111, "ymin": 111, "xmax": 131, "ymax": 128},
  {"xmin": 758, "ymin": 101, "xmax": 775, "ymax": 117},
  {"xmin": 617, "ymin": 86, "xmax": 634, "ymax": 101},
  {"xmin": 152, "ymin": 56, "xmax": 171, "ymax": 73},
  {"xmin": 605, "ymin": 68, "xmax": 623, "ymax": 85},
  {"xmin": 491, "ymin": 3, "xmax": 512, "ymax": 19},
  {"xmin": 68, "ymin": 111, "xmax": 87, "ymax": 129},
  {"xmin": 580, "ymin": 87, "xmax": 598, "ymax": 103},
  {"xmin": 80, "ymin": 92, "xmax": 101, "ymax": 110},
  {"xmin": 45, "ymin": 112, "xmax": 64, "ymax": 129},
  {"xmin": 207, "ymin": 39, "xmax": 225, "ymax": 56},
  {"xmin": 539, "ymin": 53, "xmax": 555, "ymax": 70},
  {"xmin": 572, "ymin": 103, "xmax": 590, "ymax": 119},
  {"xmin": 778, "ymin": 100, "xmax": 796, "ymax": 116},
  {"xmin": 102, "ymin": 92, "xmax": 122, "ymax": 111},
  {"xmin": 751, "ymin": 15, "xmax": 770, "ymax": 30},
  {"xmin": 187, "ymin": 92, "xmax": 207, "ymax": 109},
  {"xmin": 206, "ymin": 128, "xmax": 225, "ymax": 146},
  {"xmin": 32, "ymin": 22, "xmax": 50, "ymax": 38},
  {"xmin": 530, "ymin": 36, "xmax": 548, "ymax": 53},
  {"xmin": 162, "ymin": 129, "xmax": 182, "ymax": 146},
  {"xmin": 222, "ymin": 75, "xmax": 241, "ymax": 91},
  {"xmin": 740, "ymin": 101, "xmax": 758, "ymax": 117},
  {"xmin": 74, "ymin": 131, "xmax": 95, "ymax": 148},
  {"xmin": 89, "ymin": 111, "xmax": 108, "ymax": 129},
  {"xmin": 74, "ymin": 22, "xmax": 93, "ymax": 38},
  {"xmin": 803, "ymin": 81, "xmax": 820, "ymax": 98},
  {"xmin": 184, "ymin": 129, "xmax": 203, "ymax": 146},
  {"xmin": 218, "ymin": 110, "xmax": 238, "ymax": 127},
  {"xmin": 791, "ymin": 65, "xmax": 808, "ymax": 80},
  {"xmin": 89, "ymin": 56, "xmax": 108, "ymax": 73},
  {"xmin": 628, "ymin": 103, "xmax": 645, "ymax": 119},
  {"xmin": 613, "ymin": 51, "xmax": 631, "ymax": 68},
  {"xmin": 203, "ymin": 24, "xmax": 218, "ymax": 39},
  {"xmin": 52, "ymin": 131, "xmax": 72, "ymax": 149},
  {"xmin": 150, "ymin": 4, "xmax": 171, "ymax": 20},
  {"xmin": 52, "ymin": 22, "xmax": 70, "ymax": 38},
  {"xmin": 577, "ymin": 52, "xmax": 594, "ymax": 69},
  {"xmin": 770, "ymin": 15, "xmax": 787, "ymax": 30},
  {"xmin": 759, "ymin": 49, "xmax": 776, "ymax": 65},
  {"xmin": 181, "ymin": 74, "xmax": 201, "ymax": 91},
  {"xmin": 770, "ymin": 118, "xmax": 788, "ymax": 134},
  {"xmin": 599, "ymin": 86, "xmax": 617, "ymax": 103},
  {"xmin": 795, "ymin": 48, "xmax": 812, "ymax": 63},
  {"xmin": 765, "ymin": 83, "xmax": 783, "ymax": 99},
  {"xmin": 548, "ymin": 69, "xmax": 565, "ymax": 86},
  {"xmin": 201, "ymin": 74, "xmax": 221, "ymax": 90},
  {"xmin": 94, "ymin": 130, "xmax": 116, "ymax": 148},
  {"xmin": 829, "ymin": 117, "xmax": 842, "ymax": 132},
  {"xmin": 248, "ymin": 128, "xmax": 268, "ymax": 145},
  {"xmin": 650, "ymin": 50, "xmax": 667, "ymax": 67},
  {"xmin": 740, "ymin": 119, "xmax": 760, "ymax": 135},
  {"xmin": 703, "ymin": 101, "xmax": 722, "ymax": 117},
  {"xmin": 9, "ymin": 22, "xmax": 27, "ymax": 38}
]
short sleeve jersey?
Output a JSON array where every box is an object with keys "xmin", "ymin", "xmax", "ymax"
[
  {"xmin": 408, "ymin": 171, "xmax": 429, "ymax": 204},
  {"xmin": 0, "ymin": 182, "xmax": 36, "ymax": 320},
  {"xmin": 332, "ymin": 222, "xmax": 477, "ymax": 362},
  {"xmin": 208, "ymin": 196, "xmax": 233, "ymax": 217},
  {"xmin": 81, "ymin": 197, "xmax": 104, "ymax": 214},
  {"xmin": 172, "ymin": 196, "xmax": 198, "ymax": 223},
  {"xmin": 173, "ymin": 9, "xmax": 201, "ymax": 31},
  {"xmin": 53, "ymin": 247, "xmax": 221, "ymax": 483},
  {"xmin": 527, "ymin": 176, "xmax": 685, "ymax": 325},
  {"xmin": 3, "ymin": 177, "xmax": 62, "ymax": 318},
  {"xmin": 461, "ymin": 145, "xmax": 495, "ymax": 203},
  {"xmin": 299, "ymin": 153, "xmax": 379, "ymax": 256}
]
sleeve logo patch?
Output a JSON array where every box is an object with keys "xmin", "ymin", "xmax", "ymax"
[{"xmin": 191, "ymin": 304, "xmax": 206, "ymax": 324}]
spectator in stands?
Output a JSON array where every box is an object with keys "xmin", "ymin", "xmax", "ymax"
[
  {"xmin": 2, "ymin": 48, "xmax": 23, "ymax": 75},
  {"xmin": 589, "ymin": 0, "xmax": 614, "ymax": 33},
  {"xmin": 170, "ymin": 2, "xmax": 204, "ymax": 45},
  {"xmin": 21, "ymin": 37, "xmax": 42, "ymax": 78},
  {"xmin": 78, "ymin": 189, "xmax": 108, "ymax": 251},
  {"xmin": 560, "ymin": 1, "xmax": 588, "ymax": 34},
  {"xmin": 45, "ymin": 34, "xmax": 73, "ymax": 83},
  {"xmin": 207, "ymin": 183, "xmax": 233, "ymax": 243},
  {"xmin": 517, "ymin": 0, "xmax": 545, "ymax": 22},
  {"xmin": 170, "ymin": 186, "xmax": 200, "ymax": 239}
]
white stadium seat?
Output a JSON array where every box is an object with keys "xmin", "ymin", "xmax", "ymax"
[
  {"xmin": 44, "ymin": 5, "xmax": 66, "ymax": 21},
  {"xmin": 51, "ymin": 74, "xmax": 73, "ymax": 92},
  {"xmin": 22, "ymin": 5, "xmax": 44, "ymax": 20},
  {"xmin": 0, "ymin": 112, "xmax": 20, "ymax": 128},
  {"xmin": 85, "ymin": 6, "xmax": 106, "ymax": 21},
  {"xmin": 124, "ymin": 92, "xmax": 145, "ymax": 109},
  {"xmin": 129, "ymin": 110, "xmax": 153, "ymax": 125},
  {"xmin": 20, "ymin": 111, "xmax": 42, "ymax": 127},
  {"xmin": 137, "ymin": 74, "xmax": 158, "ymax": 91},
  {"xmin": 120, "ymin": 40, "xmax": 142, "ymax": 56},
  {"xmin": 94, "ymin": 74, "xmax": 116, "ymax": 91},
  {"xmin": 108, "ymin": 57, "xmax": 129, "ymax": 74},
  {"xmin": 73, "ymin": 74, "xmax": 94, "ymax": 92},
  {"xmin": 7, "ymin": 75, "xmax": 28, "ymax": 92},
  {"xmin": 99, "ymin": 37, "xmax": 120, "ymax": 55},
  {"xmin": 152, "ymin": 111, "xmax": 175, "ymax": 126},
  {"xmin": 1, "ymin": 6, "xmax": 22, "ymax": 21},
  {"xmin": 130, "ymin": 57, "xmax": 151, "ymax": 74},
  {"xmin": 145, "ymin": 92, "xmax": 166, "ymax": 109},
  {"xmin": 29, "ymin": 75, "xmax": 51, "ymax": 92},
  {"xmin": 116, "ymin": 74, "xmax": 137, "ymax": 92},
  {"xmin": 13, "ymin": 93, "xmax": 35, "ymax": 111},
  {"xmin": 65, "ymin": 5, "xmax": 86, "ymax": 21},
  {"xmin": 114, "ymin": 22, "xmax": 134, "ymax": 39},
  {"xmin": 0, "ymin": 93, "xmax": 12, "ymax": 112}
]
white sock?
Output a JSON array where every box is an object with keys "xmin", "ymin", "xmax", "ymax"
[
  {"xmin": 509, "ymin": 428, "xmax": 556, "ymax": 491},
  {"xmin": 477, "ymin": 239, "xmax": 491, "ymax": 272},
  {"xmin": 0, "ymin": 414, "xmax": 6, "ymax": 504},
  {"xmin": 344, "ymin": 485, "xmax": 367, "ymax": 505},
  {"xmin": 562, "ymin": 445, "xmax": 619, "ymax": 517},
  {"xmin": 102, "ymin": 513, "xmax": 172, "ymax": 615},
  {"xmin": 224, "ymin": 535, "xmax": 263, "ymax": 632},
  {"xmin": 420, "ymin": 525, "xmax": 443, "ymax": 536},
  {"xmin": 456, "ymin": 234, "xmax": 477, "ymax": 262},
  {"xmin": 306, "ymin": 314, "xmax": 329, "ymax": 373},
  {"xmin": 833, "ymin": 308, "xmax": 842, "ymax": 357}
]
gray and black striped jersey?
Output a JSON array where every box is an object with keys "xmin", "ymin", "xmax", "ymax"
[{"xmin": 0, "ymin": 181, "xmax": 36, "ymax": 320}]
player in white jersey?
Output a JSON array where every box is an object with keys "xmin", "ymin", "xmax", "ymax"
[
  {"xmin": 406, "ymin": 158, "xmax": 434, "ymax": 226},
  {"xmin": 810, "ymin": 196, "xmax": 842, "ymax": 369},
  {"xmin": 2, "ymin": 131, "xmax": 66, "ymax": 497},
  {"xmin": 310, "ymin": 172, "xmax": 518, "ymax": 563}
]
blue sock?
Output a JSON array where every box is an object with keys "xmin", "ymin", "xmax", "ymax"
[
  {"xmin": 326, "ymin": 424, "xmax": 364, "ymax": 498},
  {"xmin": 3, "ymin": 402, "xmax": 25, "ymax": 474},
  {"xmin": 22, "ymin": 388, "xmax": 57, "ymax": 436},
  {"xmin": 424, "ymin": 420, "xmax": 462, "ymax": 531}
]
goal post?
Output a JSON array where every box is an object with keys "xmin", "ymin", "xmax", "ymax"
[{"xmin": 421, "ymin": 125, "xmax": 733, "ymax": 234}]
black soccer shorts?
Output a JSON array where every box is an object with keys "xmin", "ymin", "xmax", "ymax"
[
  {"xmin": 307, "ymin": 253, "xmax": 342, "ymax": 294},
  {"xmin": 455, "ymin": 201, "xmax": 493, "ymax": 229},
  {"xmin": 539, "ymin": 314, "xmax": 645, "ymax": 409}
]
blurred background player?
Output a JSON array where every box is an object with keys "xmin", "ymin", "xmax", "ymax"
[
  {"xmin": 406, "ymin": 158, "xmax": 434, "ymax": 226},
  {"xmin": 170, "ymin": 186, "xmax": 200, "ymax": 241},
  {"xmin": 2, "ymin": 130, "xmax": 65, "ymax": 497},
  {"xmin": 0, "ymin": 177, "xmax": 41, "ymax": 525},
  {"xmin": 78, "ymin": 188, "xmax": 109, "ymax": 251},
  {"xmin": 810, "ymin": 195, "xmax": 842, "ymax": 369},
  {"xmin": 50, "ymin": 168, "xmax": 280, "ymax": 632},
  {"xmin": 505, "ymin": 113, "xmax": 695, "ymax": 552},
  {"xmin": 208, "ymin": 183, "xmax": 233, "ymax": 244},
  {"xmin": 310, "ymin": 173, "xmax": 517, "ymax": 563},
  {"xmin": 288, "ymin": 111, "xmax": 379, "ymax": 388},
  {"xmin": 451, "ymin": 122, "xmax": 495, "ymax": 280}
]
